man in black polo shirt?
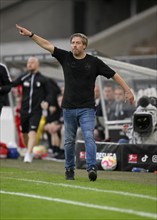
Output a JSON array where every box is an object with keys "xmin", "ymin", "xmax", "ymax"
[{"xmin": 16, "ymin": 24, "xmax": 134, "ymax": 181}]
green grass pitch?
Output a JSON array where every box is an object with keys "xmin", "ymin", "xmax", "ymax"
[{"xmin": 0, "ymin": 159, "xmax": 156, "ymax": 220}]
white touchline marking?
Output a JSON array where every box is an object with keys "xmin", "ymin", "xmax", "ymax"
[
  {"xmin": 1, "ymin": 177, "xmax": 156, "ymax": 201},
  {"xmin": 0, "ymin": 190, "xmax": 156, "ymax": 219}
]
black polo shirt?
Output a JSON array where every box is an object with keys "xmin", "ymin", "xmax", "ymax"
[{"xmin": 52, "ymin": 47, "xmax": 115, "ymax": 108}]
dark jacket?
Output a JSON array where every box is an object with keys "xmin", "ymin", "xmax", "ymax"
[
  {"xmin": 0, "ymin": 64, "xmax": 12, "ymax": 109},
  {"xmin": 12, "ymin": 72, "xmax": 52, "ymax": 115}
]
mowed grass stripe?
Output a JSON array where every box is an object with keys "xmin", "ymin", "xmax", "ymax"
[
  {"xmin": 1, "ymin": 176, "xmax": 156, "ymax": 201},
  {"xmin": 1, "ymin": 190, "xmax": 157, "ymax": 219}
]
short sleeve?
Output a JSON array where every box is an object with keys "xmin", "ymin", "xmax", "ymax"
[{"xmin": 96, "ymin": 57, "xmax": 116, "ymax": 79}]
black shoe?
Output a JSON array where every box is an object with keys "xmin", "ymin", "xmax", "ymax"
[
  {"xmin": 54, "ymin": 150, "xmax": 65, "ymax": 160},
  {"xmin": 88, "ymin": 167, "xmax": 97, "ymax": 181},
  {"xmin": 65, "ymin": 169, "xmax": 75, "ymax": 180}
]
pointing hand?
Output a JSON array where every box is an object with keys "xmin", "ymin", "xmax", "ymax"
[{"xmin": 16, "ymin": 24, "xmax": 32, "ymax": 37}]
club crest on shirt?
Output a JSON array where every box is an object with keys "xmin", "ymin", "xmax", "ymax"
[
  {"xmin": 23, "ymin": 81, "xmax": 30, "ymax": 87},
  {"xmin": 85, "ymin": 63, "xmax": 91, "ymax": 70},
  {"xmin": 36, "ymin": 82, "xmax": 41, "ymax": 87}
]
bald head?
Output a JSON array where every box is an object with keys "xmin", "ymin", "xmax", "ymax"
[{"xmin": 27, "ymin": 56, "xmax": 39, "ymax": 73}]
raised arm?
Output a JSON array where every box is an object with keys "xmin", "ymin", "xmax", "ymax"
[
  {"xmin": 112, "ymin": 73, "xmax": 134, "ymax": 104},
  {"xmin": 16, "ymin": 24, "xmax": 54, "ymax": 54}
]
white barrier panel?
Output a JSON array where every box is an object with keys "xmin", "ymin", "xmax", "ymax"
[{"xmin": 0, "ymin": 107, "xmax": 16, "ymax": 144}]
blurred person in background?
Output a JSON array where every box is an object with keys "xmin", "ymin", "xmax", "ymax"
[
  {"xmin": 112, "ymin": 86, "xmax": 136, "ymax": 120},
  {"xmin": 44, "ymin": 93, "xmax": 65, "ymax": 160},
  {"xmin": 0, "ymin": 63, "xmax": 12, "ymax": 115},
  {"xmin": 11, "ymin": 56, "xmax": 52, "ymax": 163},
  {"xmin": 16, "ymin": 24, "xmax": 134, "ymax": 181},
  {"xmin": 96, "ymin": 84, "xmax": 116, "ymax": 120},
  {"xmin": 44, "ymin": 77, "xmax": 61, "ymax": 152}
]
